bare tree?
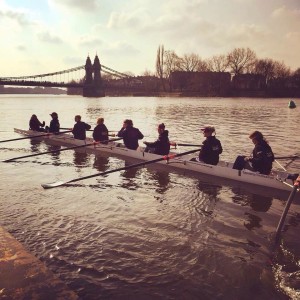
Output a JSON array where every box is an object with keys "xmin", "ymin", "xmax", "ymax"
[
  {"xmin": 196, "ymin": 58, "xmax": 209, "ymax": 72},
  {"xmin": 141, "ymin": 69, "xmax": 154, "ymax": 76},
  {"xmin": 273, "ymin": 61, "xmax": 291, "ymax": 78},
  {"xmin": 156, "ymin": 45, "xmax": 166, "ymax": 91},
  {"xmin": 227, "ymin": 47, "xmax": 257, "ymax": 75},
  {"xmin": 178, "ymin": 53, "xmax": 201, "ymax": 72},
  {"xmin": 164, "ymin": 50, "xmax": 181, "ymax": 92},
  {"xmin": 293, "ymin": 68, "xmax": 300, "ymax": 76},
  {"xmin": 253, "ymin": 58, "xmax": 275, "ymax": 82},
  {"xmin": 207, "ymin": 55, "xmax": 229, "ymax": 72}
]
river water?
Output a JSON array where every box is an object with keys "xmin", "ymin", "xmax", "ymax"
[{"xmin": 0, "ymin": 95, "xmax": 300, "ymax": 299}]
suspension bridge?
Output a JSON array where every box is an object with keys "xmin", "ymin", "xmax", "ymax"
[{"xmin": 0, "ymin": 55, "xmax": 140, "ymax": 97}]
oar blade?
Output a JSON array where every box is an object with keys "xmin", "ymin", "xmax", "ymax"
[{"xmin": 41, "ymin": 181, "xmax": 66, "ymax": 189}]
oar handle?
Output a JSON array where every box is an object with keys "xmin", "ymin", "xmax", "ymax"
[
  {"xmin": 170, "ymin": 142, "xmax": 202, "ymax": 147},
  {"xmin": 60, "ymin": 127, "xmax": 117, "ymax": 132}
]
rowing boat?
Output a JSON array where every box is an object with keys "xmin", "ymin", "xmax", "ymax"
[{"xmin": 12, "ymin": 128, "xmax": 297, "ymax": 192}]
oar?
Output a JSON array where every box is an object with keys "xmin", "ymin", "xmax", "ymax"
[
  {"xmin": 0, "ymin": 130, "xmax": 72, "ymax": 144},
  {"xmin": 42, "ymin": 148, "xmax": 201, "ymax": 189},
  {"xmin": 170, "ymin": 142, "xmax": 202, "ymax": 148},
  {"xmin": 274, "ymin": 184, "xmax": 299, "ymax": 243},
  {"xmin": 3, "ymin": 137, "xmax": 123, "ymax": 162},
  {"xmin": 275, "ymin": 160, "xmax": 287, "ymax": 171},
  {"xmin": 274, "ymin": 155, "xmax": 299, "ymax": 160},
  {"xmin": 60, "ymin": 127, "xmax": 117, "ymax": 132}
]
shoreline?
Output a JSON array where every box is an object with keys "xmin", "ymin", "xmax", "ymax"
[{"xmin": 0, "ymin": 226, "xmax": 78, "ymax": 299}]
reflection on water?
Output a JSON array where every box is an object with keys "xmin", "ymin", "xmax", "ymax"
[
  {"xmin": 244, "ymin": 213, "xmax": 262, "ymax": 231},
  {"xmin": 93, "ymin": 155, "xmax": 109, "ymax": 172},
  {"xmin": 120, "ymin": 161, "xmax": 140, "ymax": 190},
  {"xmin": 73, "ymin": 150, "xmax": 90, "ymax": 167},
  {"xmin": 150, "ymin": 170, "xmax": 170, "ymax": 194},
  {"xmin": 231, "ymin": 188, "xmax": 273, "ymax": 212},
  {"xmin": 30, "ymin": 139, "xmax": 42, "ymax": 151}
]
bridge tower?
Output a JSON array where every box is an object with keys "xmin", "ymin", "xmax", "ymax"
[{"xmin": 83, "ymin": 54, "xmax": 105, "ymax": 97}]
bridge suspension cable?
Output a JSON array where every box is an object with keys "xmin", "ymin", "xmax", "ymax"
[
  {"xmin": 101, "ymin": 65, "xmax": 131, "ymax": 78},
  {"xmin": 0, "ymin": 64, "xmax": 132, "ymax": 81},
  {"xmin": 0, "ymin": 65, "xmax": 85, "ymax": 80}
]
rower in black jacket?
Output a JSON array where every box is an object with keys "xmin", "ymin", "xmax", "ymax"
[
  {"xmin": 117, "ymin": 119, "xmax": 144, "ymax": 150},
  {"xmin": 143, "ymin": 123, "xmax": 170, "ymax": 155},
  {"xmin": 45, "ymin": 112, "xmax": 60, "ymax": 133},
  {"xmin": 233, "ymin": 131, "xmax": 274, "ymax": 175},
  {"xmin": 93, "ymin": 117, "xmax": 109, "ymax": 143},
  {"xmin": 72, "ymin": 115, "xmax": 91, "ymax": 140},
  {"xmin": 29, "ymin": 114, "xmax": 45, "ymax": 131},
  {"xmin": 196, "ymin": 125, "xmax": 223, "ymax": 165}
]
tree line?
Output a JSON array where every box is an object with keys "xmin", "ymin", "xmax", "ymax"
[{"xmin": 154, "ymin": 45, "xmax": 300, "ymax": 92}]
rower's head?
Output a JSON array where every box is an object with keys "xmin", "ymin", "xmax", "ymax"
[
  {"xmin": 50, "ymin": 112, "xmax": 58, "ymax": 118},
  {"xmin": 201, "ymin": 126, "xmax": 215, "ymax": 137},
  {"xmin": 123, "ymin": 119, "xmax": 133, "ymax": 128},
  {"xmin": 97, "ymin": 117, "xmax": 104, "ymax": 125},
  {"xmin": 31, "ymin": 114, "xmax": 37, "ymax": 120},
  {"xmin": 158, "ymin": 123, "xmax": 165, "ymax": 133},
  {"xmin": 75, "ymin": 115, "xmax": 81, "ymax": 122},
  {"xmin": 249, "ymin": 131, "xmax": 264, "ymax": 145}
]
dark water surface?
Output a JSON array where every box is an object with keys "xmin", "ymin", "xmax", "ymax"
[{"xmin": 0, "ymin": 95, "xmax": 300, "ymax": 299}]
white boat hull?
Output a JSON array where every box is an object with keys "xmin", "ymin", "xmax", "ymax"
[{"xmin": 13, "ymin": 128, "xmax": 297, "ymax": 192}]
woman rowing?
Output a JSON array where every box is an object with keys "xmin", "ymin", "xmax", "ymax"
[
  {"xmin": 117, "ymin": 119, "xmax": 144, "ymax": 150},
  {"xmin": 72, "ymin": 115, "xmax": 91, "ymax": 140},
  {"xmin": 232, "ymin": 130, "xmax": 274, "ymax": 175},
  {"xmin": 93, "ymin": 117, "xmax": 109, "ymax": 143},
  {"xmin": 45, "ymin": 112, "xmax": 60, "ymax": 133},
  {"xmin": 191, "ymin": 125, "xmax": 223, "ymax": 165},
  {"xmin": 29, "ymin": 114, "xmax": 45, "ymax": 132},
  {"xmin": 143, "ymin": 123, "xmax": 170, "ymax": 155}
]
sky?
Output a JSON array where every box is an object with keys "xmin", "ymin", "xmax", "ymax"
[{"xmin": 0, "ymin": 0, "xmax": 300, "ymax": 77}]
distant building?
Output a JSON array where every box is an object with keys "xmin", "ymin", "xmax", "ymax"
[
  {"xmin": 170, "ymin": 71, "xmax": 231, "ymax": 96},
  {"xmin": 232, "ymin": 74, "xmax": 266, "ymax": 90}
]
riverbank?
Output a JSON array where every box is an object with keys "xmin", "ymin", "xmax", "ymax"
[{"xmin": 0, "ymin": 226, "xmax": 78, "ymax": 299}]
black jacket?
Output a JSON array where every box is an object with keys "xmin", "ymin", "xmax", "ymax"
[
  {"xmin": 144, "ymin": 130, "xmax": 170, "ymax": 155},
  {"xmin": 72, "ymin": 121, "xmax": 91, "ymax": 140},
  {"xmin": 29, "ymin": 118, "xmax": 45, "ymax": 131},
  {"xmin": 199, "ymin": 136, "xmax": 223, "ymax": 165},
  {"xmin": 49, "ymin": 118, "xmax": 60, "ymax": 133},
  {"xmin": 250, "ymin": 140, "xmax": 274, "ymax": 175},
  {"xmin": 117, "ymin": 126, "xmax": 144, "ymax": 150},
  {"xmin": 93, "ymin": 124, "xmax": 109, "ymax": 142}
]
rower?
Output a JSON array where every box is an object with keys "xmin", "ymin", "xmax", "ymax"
[
  {"xmin": 191, "ymin": 125, "xmax": 223, "ymax": 165},
  {"xmin": 93, "ymin": 117, "xmax": 109, "ymax": 144},
  {"xmin": 232, "ymin": 131, "xmax": 274, "ymax": 175},
  {"xmin": 72, "ymin": 115, "xmax": 91, "ymax": 140},
  {"xmin": 45, "ymin": 112, "xmax": 60, "ymax": 133},
  {"xmin": 143, "ymin": 123, "xmax": 170, "ymax": 155},
  {"xmin": 117, "ymin": 119, "xmax": 144, "ymax": 150},
  {"xmin": 29, "ymin": 114, "xmax": 45, "ymax": 132}
]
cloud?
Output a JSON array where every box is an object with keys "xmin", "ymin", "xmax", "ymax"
[
  {"xmin": 0, "ymin": 7, "xmax": 34, "ymax": 26},
  {"xmin": 101, "ymin": 41, "xmax": 140, "ymax": 56},
  {"xmin": 107, "ymin": 9, "xmax": 144, "ymax": 30},
  {"xmin": 16, "ymin": 45, "xmax": 27, "ymax": 51},
  {"xmin": 271, "ymin": 5, "xmax": 300, "ymax": 27},
  {"xmin": 78, "ymin": 35, "xmax": 103, "ymax": 47},
  {"xmin": 37, "ymin": 31, "xmax": 63, "ymax": 44},
  {"xmin": 49, "ymin": 0, "xmax": 99, "ymax": 11},
  {"xmin": 63, "ymin": 56, "xmax": 85, "ymax": 66}
]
